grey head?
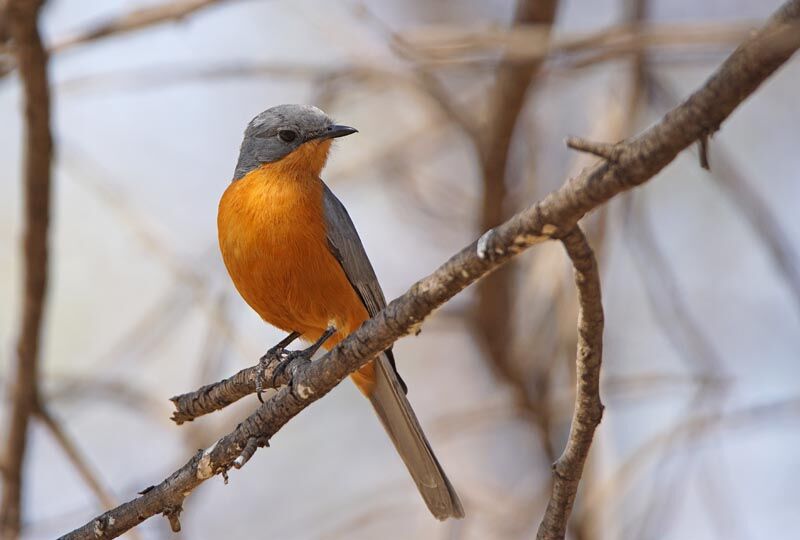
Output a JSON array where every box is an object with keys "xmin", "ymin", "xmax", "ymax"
[{"xmin": 233, "ymin": 104, "xmax": 357, "ymax": 180}]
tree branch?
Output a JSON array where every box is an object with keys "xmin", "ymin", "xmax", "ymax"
[
  {"xmin": 33, "ymin": 401, "xmax": 128, "ymax": 534},
  {"xmin": 398, "ymin": 20, "xmax": 756, "ymax": 67},
  {"xmin": 0, "ymin": 0, "xmax": 231, "ymax": 77},
  {"xmin": 169, "ymin": 353, "xmax": 300, "ymax": 424},
  {"xmin": 48, "ymin": 21, "xmax": 762, "ymax": 97},
  {"xmin": 0, "ymin": 0, "xmax": 53, "ymax": 537},
  {"xmin": 646, "ymin": 71, "xmax": 800, "ymax": 317},
  {"xmin": 474, "ymin": 0, "xmax": 558, "ymax": 432},
  {"xmin": 536, "ymin": 228, "xmax": 604, "ymax": 540},
  {"xmin": 53, "ymin": 0, "xmax": 229, "ymax": 52},
  {"xmin": 58, "ymin": 1, "xmax": 800, "ymax": 538}
]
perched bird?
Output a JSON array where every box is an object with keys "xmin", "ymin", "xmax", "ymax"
[{"xmin": 217, "ymin": 104, "xmax": 463, "ymax": 520}]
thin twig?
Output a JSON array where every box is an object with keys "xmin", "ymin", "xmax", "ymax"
[
  {"xmin": 565, "ymin": 137, "xmax": 623, "ymax": 161},
  {"xmin": 33, "ymin": 402, "xmax": 118, "ymax": 512},
  {"xmin": 625, "ymin": 196, "xmax": 726, "ymax": 374},
  {"xmin": 47, "ymin": 21, "xmax": 761, "ymax": 98},
  {"xmin": 169, "ymin": 355, "xmax": 297, "ymax": 424},
  {"xmin": 397, "ymin": 20, "xmax": 757, "ymax": 67},
  {"xmin": 47, "ymin": 376, "xmax": 165, "ymax": 421},
  {"xmin": 646, "ymin": 71, "xmax": 800, "ymax": 317},
  {"xmin": 621, "ymin": 194, "xmax": 732, "ymax": 538},
  {"xmin": 577, "ymin": 396, "xmax": 800, "ymax": 537},
  {"xmin": 0, "ymin": 0, "xmax": 232, "ymax": 76},
  {"xmin": 55, "ymin": 0, "xmax": 230, "ymax": 52},
  {"xmin": 60, "ymin": 144, "xmax": 255, "ymax": 360},
  {"xmin": 536, "ymin": 227, "xmax": 604, "ymax": 540},
  {"xmin": 348, "ymin": 4, "xmax": 482, "ymax": 152},
  {"xmin": 698, "ymin": 134, "xmax": 711, "ymax": 169}
]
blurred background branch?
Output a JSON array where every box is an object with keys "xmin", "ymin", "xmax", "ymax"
[
  {"xmin": 1, "ymin": 0, "xmax": 53, "ymax": 537},
  {"xmin": 0, "ymin": 0, "xmax": 231, "ymax": 76}
]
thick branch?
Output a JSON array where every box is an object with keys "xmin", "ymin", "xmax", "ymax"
[
  {"xmin": 60, "ymin": 1, "xmax": 800, "ymax": 538},
  {"xmin": 0, "ymin": 0, "xmax": 53, "ymax": 537}
]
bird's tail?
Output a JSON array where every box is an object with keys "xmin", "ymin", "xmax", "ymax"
[{"xmin": 362, "ymin": 353, "xmax": 464, "ymax": 520}]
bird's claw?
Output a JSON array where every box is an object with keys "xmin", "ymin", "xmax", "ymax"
[
  {"xmin": 255, "ymin": 345, "xmax": 289, "ymax": 403},
  {"xmin": 270, "ymin": 350, "xmax": 312, "ymax": 392}
]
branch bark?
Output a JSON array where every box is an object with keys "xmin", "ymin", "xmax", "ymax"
[
  {"xmin": 536, "ymin": 228, "xmax": 604, "ymax": 540},
  {"xmin": 169, "ymin": 352, "xmax": 303, "ymax": 424},
  {"xmin": 59, "ymin": 1, "xmax": 800, "ymax": 538},
  {"xmin": 0, "ymin": 0, "xmax": 53, "ymax": 538}
]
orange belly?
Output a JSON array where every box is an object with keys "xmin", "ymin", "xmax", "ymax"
[{"xmin": 217, "ymin": 165, "xmax": 374, "ymax": 392}]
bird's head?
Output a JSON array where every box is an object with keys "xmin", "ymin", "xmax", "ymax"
[{"xmin": 233, "ymin": 104, "xmax": 357, "ymax": 181}]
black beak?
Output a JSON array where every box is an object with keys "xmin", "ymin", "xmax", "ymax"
[{"xmin": 315, "ymin": 124, "xmax": 358, "ymax": 141}]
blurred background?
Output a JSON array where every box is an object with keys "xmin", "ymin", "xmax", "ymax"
[{"xmin": 1, "ymin": 0, "xmax": 799, "ymax": 538}]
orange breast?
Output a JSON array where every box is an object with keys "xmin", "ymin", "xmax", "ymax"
[{"xmin": 217, "ymin": 164, "xmax": 369, "ymax": 349}]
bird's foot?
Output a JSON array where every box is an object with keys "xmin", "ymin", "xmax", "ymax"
[
  {"xmin": 255, "ymin": 327, "xmax": 334, "ymax": 403},
  {"xmin": 255, "ymin": 344, "xmax": 290, "ymax": 403},
  {"xmin": 271, "ymin": 349, "xmax": 312, "ymax": 386}
]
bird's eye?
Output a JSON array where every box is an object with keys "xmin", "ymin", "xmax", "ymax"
[{"xmin": 278, "ymin": 129, "xmax": 297, "ymax": 143}]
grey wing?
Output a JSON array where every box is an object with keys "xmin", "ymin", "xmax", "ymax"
[
  {"xmin": 322, "ymin": 182, "xmax": 387, "ymax": 318},
  {"xmin": 321, "ymin": 182, "xmax": 406, "ymax": 392}
]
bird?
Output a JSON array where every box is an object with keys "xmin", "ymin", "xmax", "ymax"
[{"xmin": 217, "ymin": 104, "xmax": 464, "ymax": 520}]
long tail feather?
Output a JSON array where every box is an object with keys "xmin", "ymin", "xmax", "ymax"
[{"xmin": 364, "ymin": 353, "xmax": 464, "ymax": 520}]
